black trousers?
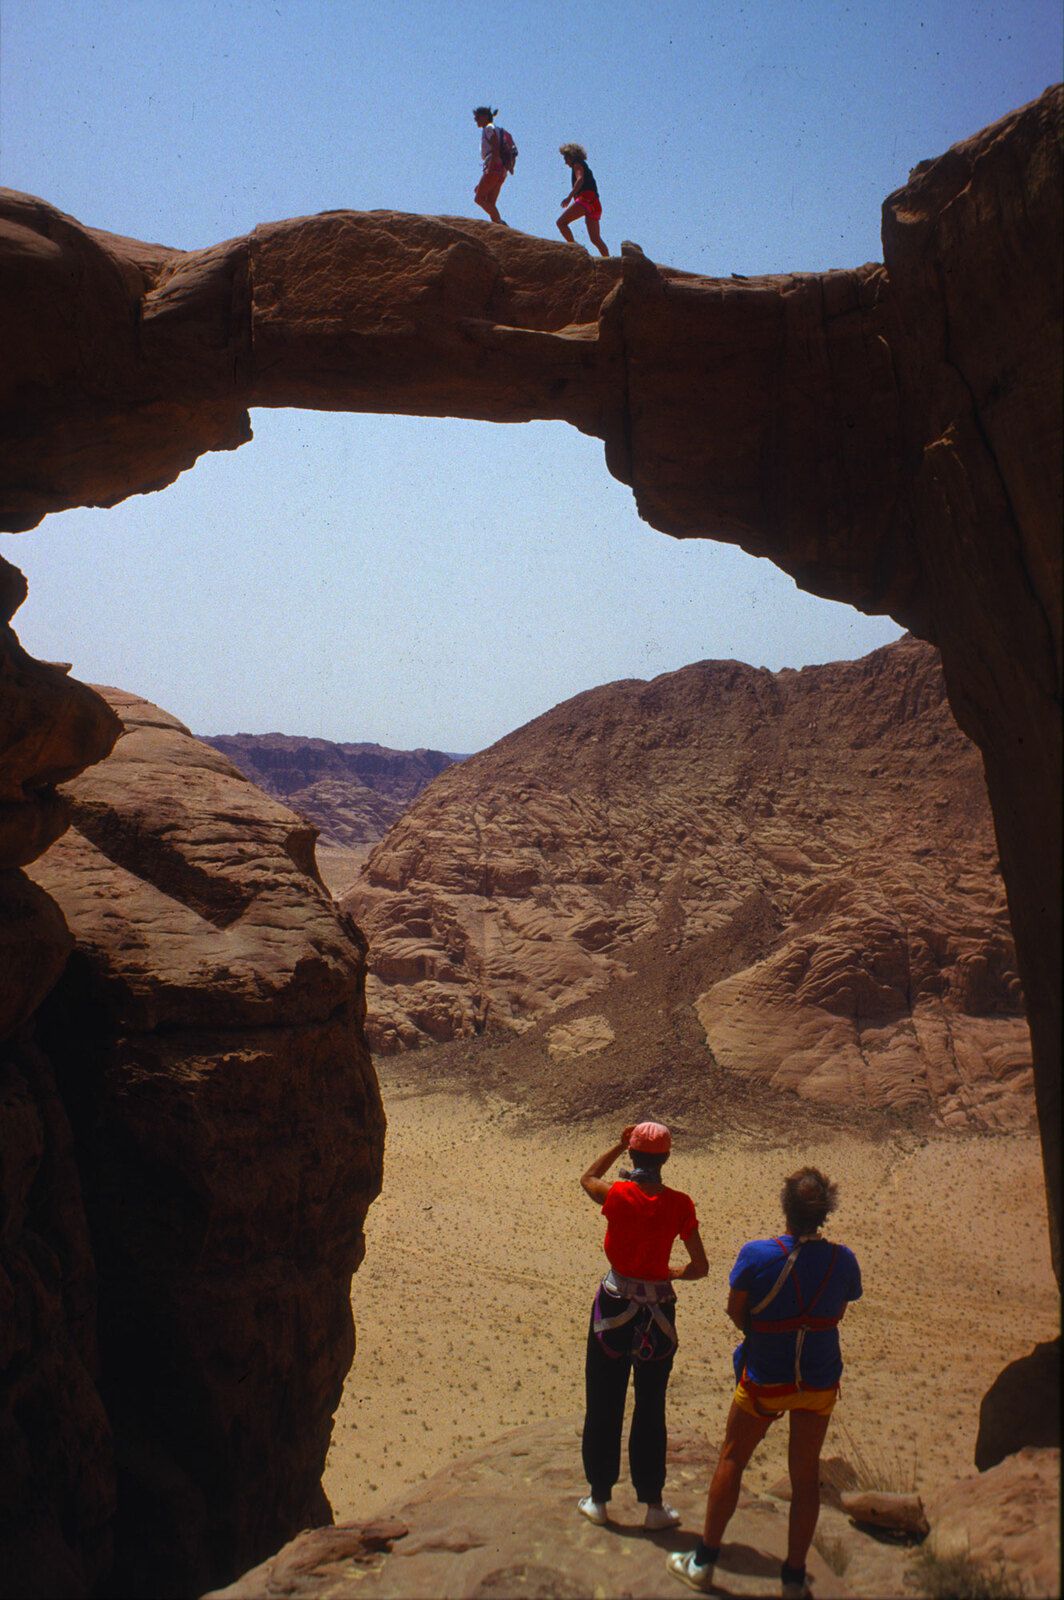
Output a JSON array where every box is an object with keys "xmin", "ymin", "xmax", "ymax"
[{"xmin": 581, "ymin": 1293, "xmax": 676, "ymax": 1504}]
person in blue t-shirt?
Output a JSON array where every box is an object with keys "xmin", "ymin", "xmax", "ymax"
[{"xmin": 667, "ymin": 1168, "xmax": 862, "ymax": 1600}]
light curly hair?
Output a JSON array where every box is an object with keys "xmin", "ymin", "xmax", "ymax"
[
  {"xmin": 559, "ymin": 142, "xmax": 588, "ymax": 163},
  {"xmin": 781, "ymin": 1167, "xmax": 839, "ymax": 1233}
]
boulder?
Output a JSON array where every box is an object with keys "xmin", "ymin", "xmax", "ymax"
[
  {"xmin": 975, "ymin": 1338, "xmax": 1061, "ymax": 1470},
  {"xmin": 922, "ymin": 1446, "xmax": 1060, "ymax": 1600}
]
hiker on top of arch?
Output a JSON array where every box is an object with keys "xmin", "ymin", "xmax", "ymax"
[
  {"xmin": 557, "ymin": 141, "xmax": 609, "ymax": 256},
  {"xmin": 578, "ymin": 1120, "xmax": 708, "ymax": 1531},
  {"xmin": 472, "ymin": 105, "xmax": 517, "ymax": 224}
]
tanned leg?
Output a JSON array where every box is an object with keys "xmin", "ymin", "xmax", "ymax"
[
  {"xmin": 702, "ymin": 1403, "xmax": 773, "ymax": 1547},
  {"xmin": 786, "ymin": 1410, "xmax": 831, "ymax": 1569},
  {"xmin": 557, "ymin": 202, "xmax": 584, "ymax": 243},
  {"xmin": 586, "ymin": 217, "xmax": 609, "ymax": 256},
  {"xmin": 475, "ymin": 174, "xmax": 505, "ymax": 224}
]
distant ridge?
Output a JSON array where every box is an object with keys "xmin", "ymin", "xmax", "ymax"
[{"xmin": 199, "ymin": 732, "xmax": 462, "ymax": 849}]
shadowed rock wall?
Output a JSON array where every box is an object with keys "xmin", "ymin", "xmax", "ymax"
[
  {"xmin": 27, "ymin": 689, "xmax": 385, "ymax": 1598},
  {"xmin": 0, "ymin": 566, "xmax": 385, "ymax": 1596},
  {"xmin": 0, "ymin": 558, "xmax": 121, "ymax": 1595}
]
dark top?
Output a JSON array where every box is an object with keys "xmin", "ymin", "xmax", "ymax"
[
  {"xmin": 730, "ymin": 1234, "xmax": 863, "ymax": 1387},
  {"xmin": 573, "ymin": 160, "xmax": 598, "ymax": 196}
]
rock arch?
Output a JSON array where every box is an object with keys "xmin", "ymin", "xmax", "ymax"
[{"xmin": 0, "ymin": 84, "xmax": 1059, "ymax": 1595}]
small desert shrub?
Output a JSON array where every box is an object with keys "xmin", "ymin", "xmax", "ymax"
[
  {"xmin": 812, "ymin": 1529, "xmax": 850, "ymax": 1575},
  {"xmin": 913, "ymin": 1546, "xmax": 1027, "ymax": 1600},
  {"xmin": 834, "ymin": 1420, "xmax": 917, "ymax": 1494}
]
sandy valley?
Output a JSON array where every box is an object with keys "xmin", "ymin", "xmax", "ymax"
[{"xmin": 324, "ymin": 1063, "xmax": 1057, "ymax": 1525}]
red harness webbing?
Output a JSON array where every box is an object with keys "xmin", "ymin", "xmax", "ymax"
[{"xmin": 748, "ymin": 1239, "xmax": 841, "ymax": 1333}]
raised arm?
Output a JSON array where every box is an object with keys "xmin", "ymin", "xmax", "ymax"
[{"xmin": 580, "ymin": 1125, "xmax": 634, "ymax": 1204}]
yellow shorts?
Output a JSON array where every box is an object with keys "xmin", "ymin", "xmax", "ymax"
[{"xmin": 733, "ymin": 1378, "xmax": 838, "ymax": 1419}]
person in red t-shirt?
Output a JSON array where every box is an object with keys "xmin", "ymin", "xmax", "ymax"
[{"xmin": 577, "ymin": 1120, "xmax": 708, "ymax": 1528}]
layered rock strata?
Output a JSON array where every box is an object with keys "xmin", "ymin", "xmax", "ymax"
[
  {"xmin": 0, "ymin": 557, "xmax": 121, "ymax": 1596},
  {"xmin": 1, "ymin": 87, "xmax": 1058, "ymax": 1265},
  {"xmin": 26, "ymin": 689, "xmax": 385, "ymax": 1598},
  {"xmin": 346, "ymin": 637, "xmax": 1031, "ymax": 1129}
]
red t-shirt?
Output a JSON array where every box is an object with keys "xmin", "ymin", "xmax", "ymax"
[{"xmin": 601, "ymin": 1180, "xmax": 698, "ymax": 1280}]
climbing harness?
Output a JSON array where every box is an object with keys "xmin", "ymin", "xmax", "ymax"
[
  {"xmin": 593, "ymin": 1270, "xmax": 677, "ymax": 1363},
  {"xmin": 740, "ymin": 1235, "xmax": 841, "ymax": 1414}
]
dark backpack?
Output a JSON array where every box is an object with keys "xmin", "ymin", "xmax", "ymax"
[{"xmin": 495, "ymin": 126, "xmax": 518, "ymax": 173}]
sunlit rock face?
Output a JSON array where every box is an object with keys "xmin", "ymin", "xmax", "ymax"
[
  {"xmin": 0, "ymin": 556, "xmax": 121, "ymax": 1597},
  {"xmin": 346, "ymin": 636, "xmax": 1031, "ymax": 1129},
  {"xmin": 27, "ymin": 689, "xmax": 385, "ymax": 1598}
]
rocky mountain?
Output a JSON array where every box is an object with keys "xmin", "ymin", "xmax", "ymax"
[
  {"xmin": 344, "ymin": 636, "xmax": 1032, "ymax": 1130},
  {"xmin": 200, "ymin": 733, "xmax": 460, "ymax": 848}
]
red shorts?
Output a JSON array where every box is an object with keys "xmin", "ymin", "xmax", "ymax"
[{"xmin": 574, "ymin": 190, "xmax": 602, "ymax": 221}]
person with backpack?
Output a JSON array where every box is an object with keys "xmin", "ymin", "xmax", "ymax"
[
  {"xmin": 667, "ymin": 1168, "xmax": 863, "ymax": 1600},
  {"xmin": 557, "ymin": 142, "xmax": 609, "ymax": 256},
  {"xmin": 579, "ymin": 1121, "xmax": 708, "ymax": 1530},
  {"xmin": 472, "ymin": 106, "xmax": 516, "ymax": 224}
]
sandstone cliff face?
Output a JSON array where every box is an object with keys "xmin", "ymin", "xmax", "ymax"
[
  {"xmin": 0, "ymin": 557, "xmax": 121, "ymax": 1596},
  {"xmin": 0, "ymin": 88, "xmax": 1057, "ymax": 1265},
  {"xmin": 344, "ymin": 637, "xmax": 1030, "ymax": 1128},
  {"xmin": 26, "ymin": 689, "xmax": 385, "ymax": 1598}
]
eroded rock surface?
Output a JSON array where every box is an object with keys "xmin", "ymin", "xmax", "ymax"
[
  {"xmin": 27, "ymin": 688, "xmax": 385, "ymax": 1598},
  {"xmin": 213, "ymin": 1429, "xmax": 1061, "ymax": 1600},
  {"xmin": 922, "ymin": 1447, "xmax": 1061, "ymax": 1600},
  {"xmin": 0, "ymin": 557, "xmax": 121, "ymax": 1598},
  {"xmin": 206, "ymin": 1419, "xmax": 847, "ymax": 1600},
  {"xmin": 346, "ymin": 637, "xmax": 1031, "ymax": 1129}
]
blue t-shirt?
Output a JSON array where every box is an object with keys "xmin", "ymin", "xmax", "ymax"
[{"xmin": 729, "ymin": 1234, "xmax": 862, "ymax": 1388}]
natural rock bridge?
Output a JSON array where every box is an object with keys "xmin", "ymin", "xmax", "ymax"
[{"xmin": 0, "ymin": 85, "xmax": 1059, "ymax": 1597}]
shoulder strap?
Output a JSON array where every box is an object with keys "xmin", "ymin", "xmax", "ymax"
[{"xmin": 750, "ymin": 1240, "xmax": 803, "ymax": 1316}]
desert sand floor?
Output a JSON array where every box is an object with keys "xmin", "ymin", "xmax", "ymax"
[{"xmin": 324, "ymin": 1065, "xmax": 1058, "ymax": 1523}]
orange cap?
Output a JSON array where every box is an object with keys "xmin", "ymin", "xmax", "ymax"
[{"xmin": 628, "ymin": 1121, "xmax": 671, "ymax": 1154}]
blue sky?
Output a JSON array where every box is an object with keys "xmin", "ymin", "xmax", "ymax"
[{"xmin": 1, "ymin": 0, "xmax": 1059, "ymax": 748}]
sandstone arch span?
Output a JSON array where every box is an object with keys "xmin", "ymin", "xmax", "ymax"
[{"xmin": 0, "ymin": 85, "xmax": 1059, "ymax": 1596}]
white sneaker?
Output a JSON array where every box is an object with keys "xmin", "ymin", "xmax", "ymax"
[
  {"xmin": 577, "ymin": 1495, "xmax": 608, "ymax": 1525},
  {"xmin": 644, "ymin": 1502, "xmax": 682, "ymax": 1530},
  {"xmin": 667, "ymin": 1549, "xmax": 716, "ymax": 1591}
]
